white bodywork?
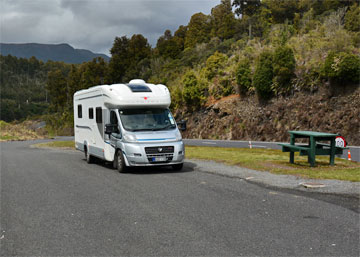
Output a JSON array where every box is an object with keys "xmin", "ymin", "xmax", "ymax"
[{"xmin": 73, "ymin": 79, "xmax": 184, "ymax": 167}]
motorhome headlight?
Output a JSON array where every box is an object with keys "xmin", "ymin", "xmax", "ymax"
[
  {"xmin": 175, "ymin": 130, "xmax": 182, "ymax": 141},
  {"xmin": 123, "ymin": 133, "xmax": 137, "ymax": 142}
]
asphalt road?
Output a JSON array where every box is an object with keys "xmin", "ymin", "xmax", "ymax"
[
  {"xmin": 184, "ymin": 139, "xmax": 360, "ymax": 162},
  {"xmin": 1, "ymin": 140, "xmax": 359, "ymax": 256}
]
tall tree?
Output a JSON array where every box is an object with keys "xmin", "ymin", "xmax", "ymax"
[
  {"xmin": 263, "ymin": 0, "xmax": 300, "ymax": 24},
  {"xmin": 232, "ymin": 0, "xmax": 261, "ymax": 17},
  {"xmin": 125, "ymin": 34, "xmax": 151, "ymax": 80},
  {"xmin": 156, "ymin": 30, "xmax": 182, "ymax": 59},
  {"xmin": 210, "ymin": 0, "xmax": 236, "ymax": 40},
  {"xmin": 232, "ymin": 0, "xmax": 261, "ymax": 39},
  {"xmin": 173, "ymin": 25, "xmax": 187, "ymax": 51},
  {"xmin": 108, "ymin": 34, "xmax": 151, "ymax": 83},
  {"xmin": 47, "ymin": 69, "xmax": 68, "ymax": 112},
  {"xmin": 108, "ymin": 36, "xmax": 130, "ymax": 83},
  {"xmin": 184, "ymin": 12, "xmax": 211, "ymax": 48}
]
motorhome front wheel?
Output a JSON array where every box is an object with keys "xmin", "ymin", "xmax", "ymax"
[{"xmin": 116, "ymin": 151, "xmax": 127, "ymax": 173}]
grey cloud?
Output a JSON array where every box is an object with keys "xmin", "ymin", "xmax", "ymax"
[{"xmin": 1, "ymin": 0, "xmax": 220, "ymax": 55}]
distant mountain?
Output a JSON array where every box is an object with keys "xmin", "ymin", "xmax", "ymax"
[{"xmin": 0, "ymin": 43, "xmax": 110, "ymax": 63}]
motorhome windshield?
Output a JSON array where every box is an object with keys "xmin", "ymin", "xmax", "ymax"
[{"xmin": 119, "ymin": 108, "xmax": 176, "ymax": 131}]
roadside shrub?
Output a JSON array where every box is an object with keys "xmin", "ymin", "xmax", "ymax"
[
  {"xmin": 209, "ymin": 77, "xmax": 234, "ymax": 99},
  {"xmin": 182, "ymin": 71, "xmax": 206, "ymax": 110},
  {"xmin": 236, "ymin": 58, "xmax": 252, "ymax": 95},
  {"xmin": 169, "ymin": 85, "xmax": 183, "ymax": 111},
  {"xmin": 220, "ymin": 78, "xmax": 234, "ymax": 96},
  {"xmin": 204, "ymin": 51, "xmax": 228, "ymax": 80},
  {"xmin": 272, "ymin": 45, "xmax": 296, "ymax": 94},
  {"xmin": 44, "ymin": 110, "xmax": 74, "ymax": 136},
  {"xmin": 253, "ymin": 50, "xmax": 274, "ymax": 101},
  {"xmin": 322, "ymin": 51, "xmax": 360, "ymax": 84}
]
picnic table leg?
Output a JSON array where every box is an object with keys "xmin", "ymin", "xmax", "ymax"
[
  {"xmin": 330, "ymin": 138, "xmax": 336, "ymax": 165},
  {"xmin": 290, "ymin": 134, "xmax": 295, "ymax": 164},
  {"xmin": 309, "ymin": 136, "xmax": 316, "ymax": 167}
]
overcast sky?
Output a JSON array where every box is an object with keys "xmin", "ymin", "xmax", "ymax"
[{"xmin": 0, "ymin": 0, "xmax": 221, "ymax": 55}]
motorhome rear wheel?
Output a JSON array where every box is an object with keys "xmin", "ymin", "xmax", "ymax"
[{"xmin": 85, "ymin": 146, "xmax": 95, "ymax": 164}]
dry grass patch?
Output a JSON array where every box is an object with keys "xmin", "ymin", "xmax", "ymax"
[{"xmin": 0, "ymin": 120, "xmax": 48, "ymax": 141}]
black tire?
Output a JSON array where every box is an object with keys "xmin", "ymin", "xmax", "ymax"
[
  {"xmin": 85, "ymin": 146, "xmax": 94, "ymax": 164},
  {"xmin": 115, "ymin": 150, "xmax": 127, "ymax": 173},
  {"xmin": 172, "ymin": 163, "xmax": 183, "ymax": 171}
]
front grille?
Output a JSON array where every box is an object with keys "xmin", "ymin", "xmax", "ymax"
[
  {"xmin": 145, "ymin": 146, "xmax": 174, "ymax": 163},
  {"xmin": 145, "ymin": 146, "xmax": 174, "ymax": 154}
]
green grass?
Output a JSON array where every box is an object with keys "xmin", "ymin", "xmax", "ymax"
[
  {"xmin": 32, "ymin": 141, "xmax": 360, "ymax": 182},
  {"xmin": 0, "ymin": 135, "xmax": 20, "ymax": 141},
  {"xmin": 186, "ymin": 146, "xmax": 360, "ymax": 182},
  {"xmin": 33, "ymin": 141, "xmax": 75, "ymax": 149}
]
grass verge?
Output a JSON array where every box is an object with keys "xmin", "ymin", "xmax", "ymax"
[
  {"xmin": 33, "ymin": 141, "xmax": 75, "ymax": 149},
  {"xmin": 186, "ymin": 146, "xmax": 360, "ymax": 182},
  {"xmin": 32, "ymin": 141, "xmax": 360, "ymax": 182}
]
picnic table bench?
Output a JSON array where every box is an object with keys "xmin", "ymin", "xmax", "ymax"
[{"xmin": 278, "ymin": 131, "xmax": 347, "ymax": 167}]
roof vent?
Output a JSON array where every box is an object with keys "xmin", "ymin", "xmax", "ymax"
[
  {"xmin": 127, "ymin": 79, "xmax": 151, "ymax": 92},
  {"xmin": 126, "ymin": 84, "xmax": 152, "ymax": 93}
]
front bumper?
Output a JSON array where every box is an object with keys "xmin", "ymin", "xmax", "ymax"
[{"xmin": 121, "ymin": 141, "xmax": 185, "ymax": 167}]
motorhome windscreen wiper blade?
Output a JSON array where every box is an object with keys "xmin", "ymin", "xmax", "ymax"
[
  {"xmin": 153, "ymin": 124, "xmax": 176, "ymax": 131},
  {"xmin": 131, "ymin": 128, "xmax": 157, "ymax": 131}
]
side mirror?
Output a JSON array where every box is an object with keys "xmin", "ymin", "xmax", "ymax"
[
  {"xmin": 177, "ymin": 120, "xmax": 187, "ymax": 131},
  {"xmin": 105, "ymin": 124, "xmax": 119, "ymax": 134}
]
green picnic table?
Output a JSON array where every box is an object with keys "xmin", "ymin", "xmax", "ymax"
[{"xmin": 278, "ymin": 131, "xmax": 347, "ymax": 167}]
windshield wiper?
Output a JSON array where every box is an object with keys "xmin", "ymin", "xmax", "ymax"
[
  {"xmin": 152, "ymin": 124, "xmax": 176, "ymax": 131},
  {"xmin": 131, "ymin": 128, "xmax": 156, "ymax": 131},
  {"xmin": 127, "ymin": 125, "xmax": 175, "ymax": 132}
]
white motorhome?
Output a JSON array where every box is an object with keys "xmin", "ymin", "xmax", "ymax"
[{"xmin": 73, "ymin": 79, "xmax": 185, "ymax": 172}]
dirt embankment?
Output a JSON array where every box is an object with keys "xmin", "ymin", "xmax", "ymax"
[{"xmin": 177, "ymin": 85, "xmax": 360, "ymax": 145}]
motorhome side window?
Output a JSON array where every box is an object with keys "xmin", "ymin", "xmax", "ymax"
[
  {"xmin": 78, "ymin": 105, "xmax": 82, "ymax": 118},
  {"xmin": 96, "ymin": 107, "xmax": 102, "ymax": 123},
  {"xmin": 110, "ymin": 111, "xmax": 118, "ymax": 124},
  {"xmin": 88, "ymin": 108, "xmax": 94, "ymax": 119}
]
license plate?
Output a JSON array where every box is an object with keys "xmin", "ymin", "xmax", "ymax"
[{"xmin": 152, "ymin": 156, "xmax": 166, "ymax": 162}]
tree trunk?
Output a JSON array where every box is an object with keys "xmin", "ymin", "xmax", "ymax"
[{"xmin": 249, "ymin": 20, "xmax": 252, "ymax": 39}]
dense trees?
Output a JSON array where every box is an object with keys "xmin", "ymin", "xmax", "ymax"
[
  {"xmin": 2, "ymin": 0, "xmax": 359, "ymax": 126},
  {"xmin": 0, "ymin": 55, "xmax": 49, "ymax": 121}
]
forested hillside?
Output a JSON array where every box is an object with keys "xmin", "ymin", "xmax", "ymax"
[
  {"xmin": 1, "ymin": 55, "xmax": 49, "ymax": 121},
  {"xmin": 1, "ymin": 0, "xmax": 359, "ymax": 142},
  {"xmin": 0, "ymin": 43, "xmax": 110, "ymax": 64}
]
